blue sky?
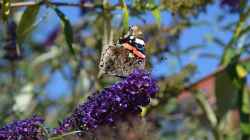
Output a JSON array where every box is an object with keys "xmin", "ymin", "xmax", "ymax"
[
  {"xmin": 152, "ymin": 1, "xmax": 238, "ymax": 78},
  {"xmin": 35, "ymin": 0, "xmax": 239, "ymax": 98}
]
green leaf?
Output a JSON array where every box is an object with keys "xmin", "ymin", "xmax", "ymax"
[
  {"xmin": 215, "ymin": 70, "xmax": 239, "ymax": 119},
  {"xmin": 240, "ymin": 123, "xmax": 250, "ymax": 135},
  {"xmin": 216, "ymin": 54, "xmax": 248, "ymax": 120},
  {"xmin": 121, "ymin": 0, "xmax": 129, "ymax": 31},
  {"xmin": 241, "ymin": 60, "xmax": 250, "ymax": 73},
  {"xmin": 148, "ymin": 0, "xmax": 161, "ymax": 27},
  {"xmin": 17, "ymin": 5, "xmax": 40, "ymax": 42},
  {"xmin": 236, "ymin": 64, "xmax": 248, "ymax": 78},
  {"xmin": 242, "ymin": 87, "xmax": 250, "ymax": 114},
  {"xmin": 53, "ymin": 7, "xmax": 75, "ymax": 56},
  {"xmin": 221, "ymin": 47, "xmax": 236, "ymax": 66},
  {"xmin": 1, "ymin": 0, "xmax": 10, "ymax": 21},
  {"xmin": 152, "ymin": 8, "xmax": 161, "ymax": 27}
]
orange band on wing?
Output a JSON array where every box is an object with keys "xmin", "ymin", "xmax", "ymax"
[
  {"xmin": 122, "ymin": 43, "xmax": 133, "ymax": 51},
  {"xmin": 132, "ymin": 49, "xmax": 146, "ymax": 59},
  {"xmin": 122, "ymin": 43, "xmax": 146, "ymax": 59}
]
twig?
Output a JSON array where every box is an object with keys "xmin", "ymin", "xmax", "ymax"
[
  {"xmin": 194, "ymin": 90, "xmax": 217, "ymax": 128},
  {"xmin": 0, "ymin": 1, "xmax": 103, "ymax": 9},
  {"xmin": 48, "ymin": 130, "xmax": 82, "ymax": 140},
  {"xmin": 194, "ymin": 90, "xmax": 222, "ymax": 140},
  {"xmin": 0, "ymin": 1, "xmax": 160, "ymax": 12}
]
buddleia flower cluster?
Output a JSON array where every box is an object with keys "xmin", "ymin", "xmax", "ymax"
[
  {"xmin": 0, "ymin": 69, "xmax": 158, "ymax": 139},
  {"xmin": 54, "ymin": 69, "xmax": 159, "ymax": 135},
  {"xmin": 0, "ymin": 116, "xmax": 45, "ymax": 140}
]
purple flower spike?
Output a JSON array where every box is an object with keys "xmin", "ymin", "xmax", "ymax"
[
  {"xmin": 54, "ymin": 69, "xmax": 159, "ymax": 135},
  {"xmin": 0, "ymin": 116, "xmax": 45, "ymax": 140}
]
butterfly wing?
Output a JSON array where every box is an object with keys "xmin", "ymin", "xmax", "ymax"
[{"xmin": 98, "ymin": 45, "xmax": 145, "ymax": 78}]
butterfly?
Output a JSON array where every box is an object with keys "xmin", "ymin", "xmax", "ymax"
[{"xmin": 98, "ymin": 26, "xmax": 146, "ymax": 78}]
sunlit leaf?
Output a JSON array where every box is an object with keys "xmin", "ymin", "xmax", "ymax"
[
  {"xmin": 151, "ymin": 7, "xmax": 160, "ymax": 27},
  {"xmin": 53, "ymin": 7, "xmax": 75, "ymax": 56},
  {"xmin": 221, "ymin": 47, "xmax": 236, "ymax": 66},
  {"xmin": 152, "ymin": 8, "xmax": 161, "ymax": 27},
  {"xmin": 17, "ymin": 5, "xmax": 40, "ymax": 42},
  {"xmin": 240, "ymin": 123, "xmax": 250, "ymax": 135},
  {"xmin": 121, "ymin": 0, "xmax": 129, "ymax": 31},
  {"xmin": 148, "ymin": 0, "xmax": 160, "ymax": 27},
  {"xmin": 236, "ymin": 64, "xmax": 247, "ymax": 78},
  {"xmin": 140, "ymin": 107, "xmax": 147, "ymax": 117},
  {"xmin": 1, "ymin": 0, "xmax": 10, "ymax": 21}
]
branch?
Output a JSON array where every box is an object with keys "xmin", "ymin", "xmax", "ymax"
[
  {"xmin": 194, "ymin": 90, "xmax": 223, "ymax": 140},
  {"xmin": 0, "ymin": 1, "xmax": 160, "ymax": 12},
  {"xmin": 0, "ymin": 1, "xmax": 103, "ymax": 9},
  {"xmin": 48, "ymin": 130, "xmax": 82, "ymax": 140},
  {"xmin": 194, "ymin": 90, "xmax": 217, "ymax": 128}
]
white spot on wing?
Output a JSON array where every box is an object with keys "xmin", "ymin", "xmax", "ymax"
[
  {"xmin": 129, "ymin": 36, "xmax": 135, "ymax": 40},
  {"xmin": 135, "ymin": 38, "xmax": 145, "ymax": 45}
]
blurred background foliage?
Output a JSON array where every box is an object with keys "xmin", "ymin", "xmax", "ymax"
[{"xmin": 0, "ymin": 0, "xmax": 250, "ymax": 140}]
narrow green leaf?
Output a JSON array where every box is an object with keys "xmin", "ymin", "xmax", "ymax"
[
  {"xmin": 241, "ymin": 61, "xmax": 250, "ymax": 72},
  {"xmin": 152, "ymin": 8, "xmax": 161, "ymax": 27},
  {"xmin": 242, "ymin": 87, "xmax": 250, "ymax": 114},
  {"xmin": 1, "ymin": 0, "xmax": 10, "ymax": 21},
  {"xmin": 121, "ymin": 0, "xmax": 129, "ymax": 31},
  {"xmin": 148, "ymin": 0, "xmax": 160, "ymax": 27},
  {"xmin": 53, "ymin": 7, "xmax": 75, "ymax": 56},
  {"xmin": 181, "ymin": 45, "xmax": 204, "ymax": 54},
  {"xmin": 17, "ymin": 5, "xmax": 40, "ymax": 42},
  {"xmin": 221, "ymin": 47, "xmax": 236, "ymax": 66},
  {"xmin": 220, "ymin": 12, "xmax": 246, "ymax": 66}
]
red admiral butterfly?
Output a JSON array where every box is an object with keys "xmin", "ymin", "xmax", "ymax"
[{"xmin": 98, "ymin": 26, "xmax": 146, "ymax": 78}]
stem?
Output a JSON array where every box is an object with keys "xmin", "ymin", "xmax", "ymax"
[
  {"xmin": 0, "ymin": 1, "xmax": 103, "ymax": 9},
  {"xmin": 98, "ymin": 0, "xmax": 112, "ymax": 78},
  {"xmin": 220, "ymin": 7, "xmax": 250, "ymax": 65},
  {"xmin": 48, "ymin": 130, "xmax": 82, "ymax": 140},
  {"xmin": 0, "ymin": 1, "xmax": 160, "ymax": 13},
  {"xmin": 194, "ymin": 90, "xmax": 222, "ymax": 140},
  {"xmin": 237, "ymin": 78, "xmax": 250, "ymax": 140},
  {"xmin": 213, "ymin": 127, "xmax": 223, "ymax": 140},
  {"xmin": 194, "ymin": 90, "xmax": 217, "ymax": 128}
]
